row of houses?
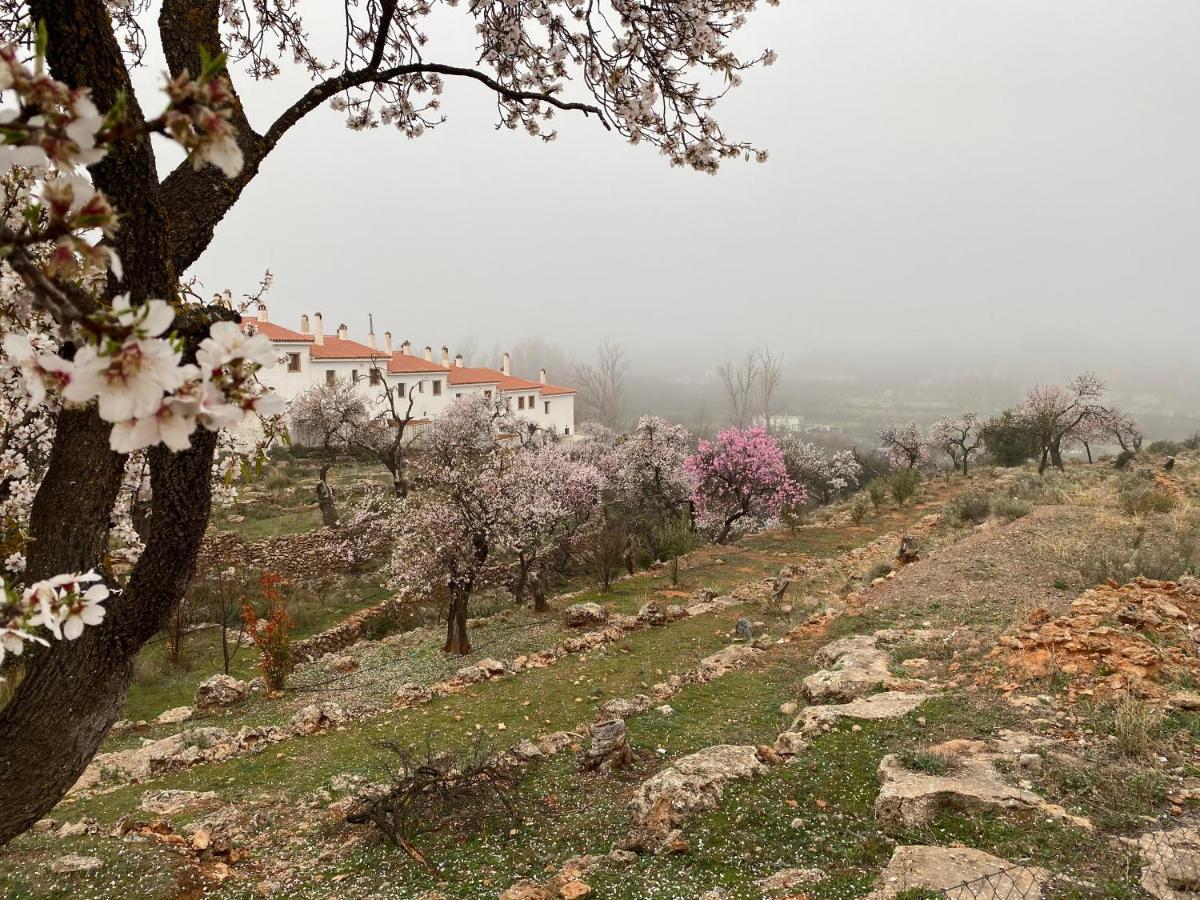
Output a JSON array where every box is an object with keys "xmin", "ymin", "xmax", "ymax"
[{"xmin": 240, "ymin": 304, "xmax": 577, "ymax": 438}]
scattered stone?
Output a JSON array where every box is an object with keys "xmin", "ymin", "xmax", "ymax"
[
  {"xmin": 50, "ymin": 854, "xmax": 105, "ymax": 874},
  {"xmin": 868, "ymin": 845, "xmax": 1048, "ymax": 899},
  {"xmin": 655, "ymin": 704, "xmax": 674, "ymax": 716},
  {"xmin": 559, "ymin": 880, "xmax": 591, "ymax": 899},
  {"xmin": 55, "ymin": 819, "xmax": 98, "ymax": 838},
  {"xmin": 564, "ymin": 603, "xmax": 608, "ymax": 628},
  {"xmin": 500, "ymin": 880, "xmax": 550, "ymax": 900},
  {"xmin": 328, "ymin": 654, "xmax": 358, "ymax": 673},
  {"xmin": 803, "ymin": 635, "xmax": 895, "ymax": 702},
  {"xmin": 600, "ymin": 695, "xmax": 652, "ymax": 719},
  {"xmin": 627, "ymin": 745, "xmax": 768, "ymax": 851},
  {"xmin": 757, "ymin": 867, "xmax": 824, "ymax": 894},
  {"xmin": 155, "ymin": 706, "xmax": 194, "ymax": 726},
  {"xmin": 110, "ymin": 719, "xmax": 136, "ymax": 736},
  {"xmin": 579, "ymin": 719, "xmax": 634, "ymax": 772},
  {"xmin": 194, "ymin": 674, "xmax": 250, "ymax": 711},
  {"xmin": 697, "ymin": 644, "xmax": 761, "ymax": 680},
  {"xmin": 772, "ymin": 731, "xmax": 809, "ymax": 758},
  {"xmin": 139, "ymin": 789, "xmax": 223, "ymax": 816}
]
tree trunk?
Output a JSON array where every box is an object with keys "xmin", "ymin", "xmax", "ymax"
[
  {"xmin": 531, "ymin": 571, "xmax": 549, "ymax": 612},
  {"xmin": 316, "ymin": 478, "xmax": 337, "ymax": 527},
  {"xmin": 0, "ymin": 431, "xmax": 218, "ymax": 845},
  {"xmin": 623, "ymin": 536, "xmax": 635, "ymax": 577},
  {"xmin": 1050, "ymin": 441, "xmax": 1065, "ymax": 471},
  {"xmin": 671, "ymin": 556, "xmax": 679, "ymax": 587},
  {"xmin": 1038, "ymin": 447, "xmax": 1049, "ymax": 475},
  {"xmin": 1083, "ymin": 441, "xmax": 1093, "ymax": 464},
  {"xmin": 444, "ymin": 585, "xmax": 471, "ymax": 655}
]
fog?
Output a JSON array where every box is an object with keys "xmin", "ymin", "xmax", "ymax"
[{"xmin": 141, "ymin": 2, "xmax": 1200, "ymax": 430}]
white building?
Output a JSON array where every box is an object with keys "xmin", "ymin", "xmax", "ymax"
[{"xmin": 241, "ymin": 304, "xmax": 577, "ymax": 440}]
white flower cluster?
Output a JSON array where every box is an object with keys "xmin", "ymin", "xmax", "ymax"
[
  {"xmin": 4, "ymin": 302, "xmax": 284, "ymax": 454},
  {"xmin": 0, "ymin": 570, "xmax": 109, "ymax": 668}
]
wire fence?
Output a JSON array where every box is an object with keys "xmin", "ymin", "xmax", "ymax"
[{"xmin": 887, "ymin": 819, "xmax": 1200, "ymax": 899}]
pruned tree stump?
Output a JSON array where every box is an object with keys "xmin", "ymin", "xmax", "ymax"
[
  {"xmin": 770, "ymin": 566, "xmax": 793, "ymax": 605},
  {"xmin": 579, "ymin": 718, "xmax": 634, "ymax": 772},
  {"xmin": 896, "ymin": 535, "xmax": 919, "ymax": 566}
]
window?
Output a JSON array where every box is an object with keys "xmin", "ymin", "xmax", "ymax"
[
  {"xmin": 287, "ymin": 353, "xmax": 301, "ymax": 373},
  {"xmin": 432, "ymin": 380, "xmax": 442, "ymax": 396},
  {"xmin": 518, "ymin": 396, "xmax": 525, "ymax": 410},
  {"xmin": 564, "ymin": 427, "xmax": 570, "ymax": 435},
  {"xmin": 351, "ymin": 369, "xmax": 359, "ymax": 383},
  {"xmin": 398, "ymin": 382, "xmax": 406, "ymax": 398},
  {"xmin": 484, "ymin": 390, "xmax": 492, "ymax": 400},
  {"xmin": 528, "ymin": 394, "xmax": 535, "ymax": 407},
  {"xmin": 544, "ymin": 401, "xmax": 550, "ymax": 414},
  {"xmin": 455, "ymin": 392, "xmax": 463, "ymax": 399},
  {"xmin": 418, "ymin": 381, "xmax": 424, "ymax": 393},
  {"xmin": 325, "ymin": 370, "xmax": 336, "ymax": 385},
  {"xmin": 370, "ymin": 368, "xmax": 382, "ymax": 386}
]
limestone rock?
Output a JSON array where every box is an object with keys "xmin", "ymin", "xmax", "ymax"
[
  {"xmin": 868, "ymin": 845, "xmax": 1048, "ymax": 899},
  {"xmin": 50, "ymin": 854, "xmax": 105, "ymax": 874},
  {"xmin": 1124, "ymin": 825, "xmax": 1200, "ymax": 900},
  {"xmin": 393, "ymin": 682, "xmax": 433, "ymax": 707},
  {"xmin": 194, "ymin": 674, "xmax": 250, "ymax": 711},
  {"xmin": 637, "ymin": 602, "xmax": 667, "ymax": 627},
  {"xmin": 797, "ymin": 692, "xmax": 933, "ymax": 734},
  {"xmin": 289, "ymin": 702, "xmax": 349, "ymax": 734},
  {"xmin": 564, "ymin": 603, "xmax": 608, "ymax": 628},
  {"xmin": 600, "ymin": 695, "xmax": 652, "ymax": 720},
  {"xmin": 155, "ymin": 706, "xmax": 194, "ymax": 725},
  {"xmin": 757, "ymin": 867, "xmax": 823, "ymax": 894},
  {"xmin": 874, "ymin": 752, "xmax": 1089, "ymax": 831},
  {"xmin": 697, "ymin": 644, "xmax": 761, "ymax": 681},
  {"xmin": 139, "ymin": 789, "xmax": 223, "ymax": 816},
  {"xmin": 803, "ymin": 635, "xmax": 894, "ymax": 702},
  {"xmin": 500, "ymin": 880, "xmax": 550, "ymax": 900},
  {"xmin": 628, "ymin": 745, "xmax": 768, "ymax": 850}
]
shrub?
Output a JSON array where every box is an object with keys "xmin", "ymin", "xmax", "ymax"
[
  {"xmin": 887, "ymin": 469, "xmax": 921, "ymax": 507},
  {"xmin": 1113, "ymin": 698, "xmax": 1165, "ymax": 758},
  {"xmin": 348, "ymin": 735, "xmax": 527, "ymax": 859},
  {"xmin": 1078, "ymin": 527, "xmax": 1198, "ymax": 586},
  {"xmin": 950, "ymin": 492, "xmax": 991, "ymax": 525},
  {"xmin": 849, "ymin": 494, "xmax": 870, "ymax": 525},
  {"xmin": 979, "ymin": 409, "xmax": 1040, "ymax": 467},
  {"xmin": 1118, "ymin": 476, "xmax": 1177, "ymax": 516},
  {"xmin": 242, "ymin": 571, "xmax": 295, "ymax": 691},
  {"xmin": 990, "ymin": 495, "xmax": 1031, "ymax": 521},
  {"xmin": 867, "ymin": 479, "xmax": 888, "ymax": 511},
  {"xmin": 1113, "ymin": 449, "xmax": 1136, "ymax": 470},
  {"xmin": 865, "ymin": 561, "xmax": 893, "ymax": 582}
]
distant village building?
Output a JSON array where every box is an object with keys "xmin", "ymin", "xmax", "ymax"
[
  {"xmin": 758, "ymin": 414, "xmax": 805, "ymax": 434},
  {"xmin": 240, "ymin": 304, "xmax": 577, "ymax": 441}
]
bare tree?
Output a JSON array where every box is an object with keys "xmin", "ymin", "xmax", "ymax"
[
  {"xmin": 718, "ymin": 352, "xmax": 759, "ymax": 428},
  {"xmin": 290, "ymin": 381, "xmax": 368, "ymax": 526},
  {"xmin": 574, "ymin": 341, "xmax": 628, "ymax": 431},
  {"xmin": 757, "ymin": 346, "xmax": 784, "ymax": 432},
  {"xmin": 350, "ymin": 361, "xmax": 425, "ymax": 498}
]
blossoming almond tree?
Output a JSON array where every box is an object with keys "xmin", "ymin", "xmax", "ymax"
[
  {"xmin": 779, "ymin": 437, "xmax": 861, "ymax": 505},
  {"xmin": 1018, "ymin": 373, "xmax": 1110, "ymax": 474},
  {"xmin": 929, "ymin": 412, "xmax": 983, "ymax": 475},
  {"xmin": 880, "ymin": 423, "xmax": 931, "ymax": 470},
  {"xmin": 0, "ymin": 0, "xmax": 778, "ymax": 843},
  {"xmin": 685, "ymin": 426, "xmax": 802, "ymax": 544}
]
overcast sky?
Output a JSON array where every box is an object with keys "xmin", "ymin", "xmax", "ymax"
[{"xmin": 142, "ymin": 2, "xmax": 1200, "ymax": 389}]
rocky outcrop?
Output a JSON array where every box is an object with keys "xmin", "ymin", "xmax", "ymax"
[
  {"xmin": 874, "ymin": 739, "xmax": 1090, "ymax": 831},
  {"xmin": 868, "ymin": 846, "xmax": 1048, "ymax": 899},
  {"xmin": 564, "ymin": 602, "xmax": 608, "ymax": 628},
  {"xmin": 194, "ymin": 674, "xmax": 250, "ymax": 711},
  {"xmin": 50, "ymin": 854, "xmax": 105, "ymax": 874},
  {"xmin": 795, "ymin": 691, "xmax": 934, "ymax": 734},
  {"xmin": 139, "ymin": 789, "xmax": 224, "ymax": 816},
  {"xmin": 289, "ymin": 702, "xmax": 350, "ymax": 734},
  {"xmin": 627, "ymin": 745, "xmax": 769, "ymax": 851}
]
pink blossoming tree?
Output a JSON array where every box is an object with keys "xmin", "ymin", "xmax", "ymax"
[{"xmin": 685, "ymin": 427, "xmax": 802, "ymax": 544}]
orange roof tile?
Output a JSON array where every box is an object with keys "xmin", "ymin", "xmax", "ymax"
[
  {"xmin": 540, "ymin": 383, "xmax": 576, "ymax": 396},
  {"xmin": 447, "ymin": 367, "xmax": 503, "ymax": 386},
  {"xmin": 239, "ymin": 318, "xmax": 313, "ymax": 342},
  {"xmin": 387, "ymin": 353, "xmax": 449, "ymax": 375},
  {"xmin": 309, "ymin": 336, "xmax": 390, "ymax": 360}
]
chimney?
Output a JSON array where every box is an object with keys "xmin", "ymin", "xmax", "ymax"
[
  {"xmin": 367, "ymin": 314, "xmax": 376, "ymax": 350},
  {"xmin": 539, "ymin": 368, "xmax": 546, "ymax": 384},
  {"xmin": 423, "ymin": 345, "xmax": 432, "ymax": 362},
  {"xmin": 313, "ymin": 312, "xmax": 324, "ymax": 345},
  {"xmin": 401, "ymin": 340, "xmax": 411, "ymax": 356},
  {"xmin": 501, "ymin": 352, "xmax": 510, "ymax": 376},
  {"xmin": 384, "ymin": 331, "xmax": 393, "ymax": 354},
  {"xmin": 337, "ymin": 323, "xmax": 348, "ymax": 341},
  {"xmin": 256, "ymin": 302, "xmax": 268, "ymax": 323},
  {"xmin": 455, "ymin": 354, "xmax": 464, "ymax": 368},
  {"xmin": 441, "ymin": 346, "xmax": 450, "ymax": 369},
  {"xmin": 368, "ymin": 332, "xmax": 376, "ymax": 350},
  {"xmin": 300, "ymin": 314, "xmax": 310, "ymax": 335}
]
